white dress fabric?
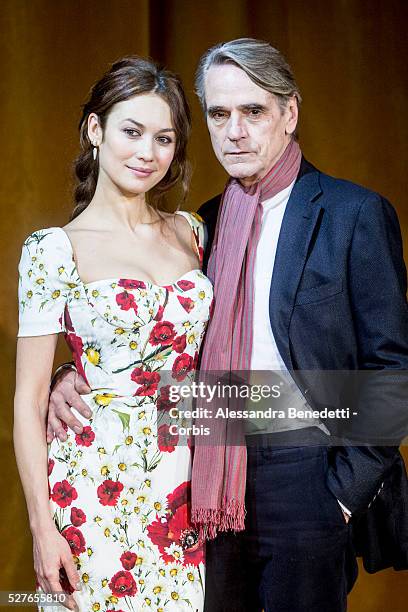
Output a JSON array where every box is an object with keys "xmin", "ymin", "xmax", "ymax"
[{"xmin": 18, "ymin": 212, "xmax": 213, "ymax": 612}]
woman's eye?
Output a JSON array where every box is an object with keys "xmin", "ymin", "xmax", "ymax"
[
  {"xmin": 123, "ymin": 128, "xmax": 140, "ymax": 137},
  {"xmin": 156, "ymin": 136, "xmax": 173, "ymax": 145}
]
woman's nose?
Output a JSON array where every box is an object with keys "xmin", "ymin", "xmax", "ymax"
[{"xmin": 136, "ymin": 136, "xmax": 154, "ymax": 161}]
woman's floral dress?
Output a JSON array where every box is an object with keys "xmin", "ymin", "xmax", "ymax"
[{"xmin": 17, "ymin": 212, "xmax": 213, "ymax": 612}]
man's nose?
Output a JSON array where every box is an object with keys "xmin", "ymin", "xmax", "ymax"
[
  {"xmin": 136, "ymin": 136, "xmax": 154, "ymax": 161},
  {"xmin": 226, "ymin": 116, "xmax": 247, "ymax": 141}
]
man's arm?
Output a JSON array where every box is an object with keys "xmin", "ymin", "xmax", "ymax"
[
  {"xmin": 47, "ymin": 367, "xmax": 92, "ymax": 442},
  {"xmin": 327, "ymin": 193, "xmax": 408, "ymax": 514}
]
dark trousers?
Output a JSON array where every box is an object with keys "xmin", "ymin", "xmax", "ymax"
[{"xmin": 204, "ymin": 427, "xmax": 358, "ymax": 612}]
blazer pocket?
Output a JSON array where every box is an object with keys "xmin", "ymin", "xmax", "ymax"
[{"xmin": 295, "ymin": 279, "xmax": 343, "ymax": 305}]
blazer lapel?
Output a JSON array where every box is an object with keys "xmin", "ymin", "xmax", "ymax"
[{"xmin": 269, "ymin": 164, "xmax": 323, "ymax": 369}]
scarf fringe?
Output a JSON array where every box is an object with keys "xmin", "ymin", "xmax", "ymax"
[{"xmin": 192, "ymin": 499, "xmax": 246, "ymax": 541}]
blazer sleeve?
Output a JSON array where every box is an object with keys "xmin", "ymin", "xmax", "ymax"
[
  {"xmin": 326, "ymin": 193, "xmax": 408, "ymax": 514},
  {"xmin": 197, "ymin": 194, "xmax": 222, "ymax": 273}
]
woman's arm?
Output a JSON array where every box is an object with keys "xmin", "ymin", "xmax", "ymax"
[{"xmin": 14, "ymin": 335, "xmax": 80, "ymax": 610}]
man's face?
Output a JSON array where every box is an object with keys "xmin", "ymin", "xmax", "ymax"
[{"xmin": 204, "ymin": 64, "xmax": 298, "ymax": 186}]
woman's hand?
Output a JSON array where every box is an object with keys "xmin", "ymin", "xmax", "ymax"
[{"xmin": 33, "ymin": 524, "xmax": 80, "ymax": 611}]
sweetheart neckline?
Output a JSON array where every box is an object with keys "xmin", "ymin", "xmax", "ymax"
[
  {"xmin": 83, "ymin": 267, "xmax": 203, "ymax": 289},
  {"xmin": 55, "ymin": 227, "xmax": 205, "ymax": 290}
]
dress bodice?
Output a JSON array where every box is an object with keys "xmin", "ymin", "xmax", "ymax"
[{"xmin": 18, "ymin": 212, "xmax": 213, "ymax": 396}]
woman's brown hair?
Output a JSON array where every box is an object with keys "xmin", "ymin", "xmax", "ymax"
[{"xmin": 72, "ymin": 56, "xmax": 192, "ymax": 219}]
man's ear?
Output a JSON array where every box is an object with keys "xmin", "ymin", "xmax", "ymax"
[{"xmin": 285, "ymin": 97, "xmax": 298, "ymax": 136}]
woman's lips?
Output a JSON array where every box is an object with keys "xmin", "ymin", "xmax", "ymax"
[{"xmin": 126, "ymin": 165, "xmax": 154, "ymax": 177}]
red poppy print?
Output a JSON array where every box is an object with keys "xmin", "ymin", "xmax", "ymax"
[
  {"xmin": 51, "ymin": 480, "xmax": 78, "ymax": 508},
  {"xmin": 149, "ymin": 321, "xmax": 176, "ymax": 346},
  {"xmin": 158, "ymin": 424, "xmax": 179, "ymax": 453},
  {"xmin": 62, "ymin": 526, "xmax": 86, "ymax": 555},
  {"xmin": 97, "ymin": 479, "xmax": 124, "ymax": 506},
  {"xmin": 167, "ymin": 481, "xmax": 189, "ymax": 510},
  {"xmin": 177, "ymin": 296, "xmax": 195, "ymax": 313},
  {"xmin": 120, "ymin": 551, "xmax": 137, "ymax": 570},
  {"xmin": 65, "ymin": 332, "xmax": 83, "ymax": 357},
  {"xmin": 172, "ymin": 334, "xmax": 187, "ymax": 354},
  {"xmin": 63, "ymin": 309, "xmax": 89, "ymax": 384},
  {"xmin": 118, "ymin": 279, "xmax": 146, "ymax": 290},
  {"xmin": 63, "ymin": 304, "xmax": 75, "ymax": 333},
  {"xmin": 157, "ymin": 385, "xmax": 179, "ymax": 411},
  {"xmin": 59, "ymin": 567, "xmax": 74, "ymax": 595},
  {"xmin": 75, "ymin": 425, "xmax": 95, "ymax": 447},
  {"xmin": 172, "ymin": 353, "xmax": 193, "ymax": 381},
  {"xmin": 70, "ymin": 507, "xmax": 86, "ymax": 527},
  {"xmin": 48, "ymin": 458, "xmax": 55, "ymax": 476},
  {"xmin": 109, "ymin": 571, "xmax": 137, "ymax": 598},
  {"xmin": 131, "ymin": 368, "xmax": 161, "ymax": 396},
  {"xmin": 154, "ymin": 304, "xmax": 164, "ymax": 321},
  {"xmin": 65, "ymin": 331, "xmax": 88, "ymax": 384},
  {"xmin": 177, "ymin": 279, "xmax": 195, "ymax": 291},
  {"xmin": 116, "ymin": 291, "xmax": 138, "ymax": 313},
  {"xmin": 147, "ymin": 482, "xmax": 203, "ymax": 566}
]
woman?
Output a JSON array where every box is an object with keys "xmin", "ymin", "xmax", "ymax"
[{"xmin": 14, "ymin": 56, "xmax": 212, "ymax": 612}]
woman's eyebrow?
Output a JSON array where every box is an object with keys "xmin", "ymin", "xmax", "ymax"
[{"xmin": 122, "ymin": 118, "xmax": 175, "ymax": 132}]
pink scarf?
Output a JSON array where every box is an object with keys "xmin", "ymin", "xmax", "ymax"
[{"xmin": 191, "ymin": 140, "xmax": 302, "ymax": 539}]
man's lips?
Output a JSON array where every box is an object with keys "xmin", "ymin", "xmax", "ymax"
[{"xmin": 224, "ymin": 151, "xmax": 253, "ymax": 156}]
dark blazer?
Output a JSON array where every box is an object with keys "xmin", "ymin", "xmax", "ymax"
[{"xmin": 198, "ymin": 158, "xmax": 408, "ymax": 572}]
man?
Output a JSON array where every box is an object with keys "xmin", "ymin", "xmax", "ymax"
[{"xmin": 47, "ymin": 39, "xmax": 408, "ymax": 611}]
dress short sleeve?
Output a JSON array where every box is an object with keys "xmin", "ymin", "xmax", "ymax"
[{"xmin": 18, "ymin": 228, "xmax": 75, "ymax": 337}]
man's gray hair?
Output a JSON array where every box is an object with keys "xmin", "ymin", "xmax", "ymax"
[{"xmin": 195, "ymin": 38, "xmax": 302, "ymax": 113}]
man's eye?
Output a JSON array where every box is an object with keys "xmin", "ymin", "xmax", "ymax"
[
  {"xmin": 249, "ymin": 109, "xmax": 262, "ymax": 117},
  {"xmin": 211, "ymin": 112, "xmax": 227, "ymax": 121}
]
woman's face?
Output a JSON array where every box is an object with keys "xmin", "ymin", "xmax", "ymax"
[{"xmin": 89, "ymin": 93, "xmax": 176, "ymax": 197}]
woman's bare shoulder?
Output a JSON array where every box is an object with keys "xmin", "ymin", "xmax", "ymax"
[{"xmin": 62, "ymin": 207, "xmax": 101, "ymax": 237}]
